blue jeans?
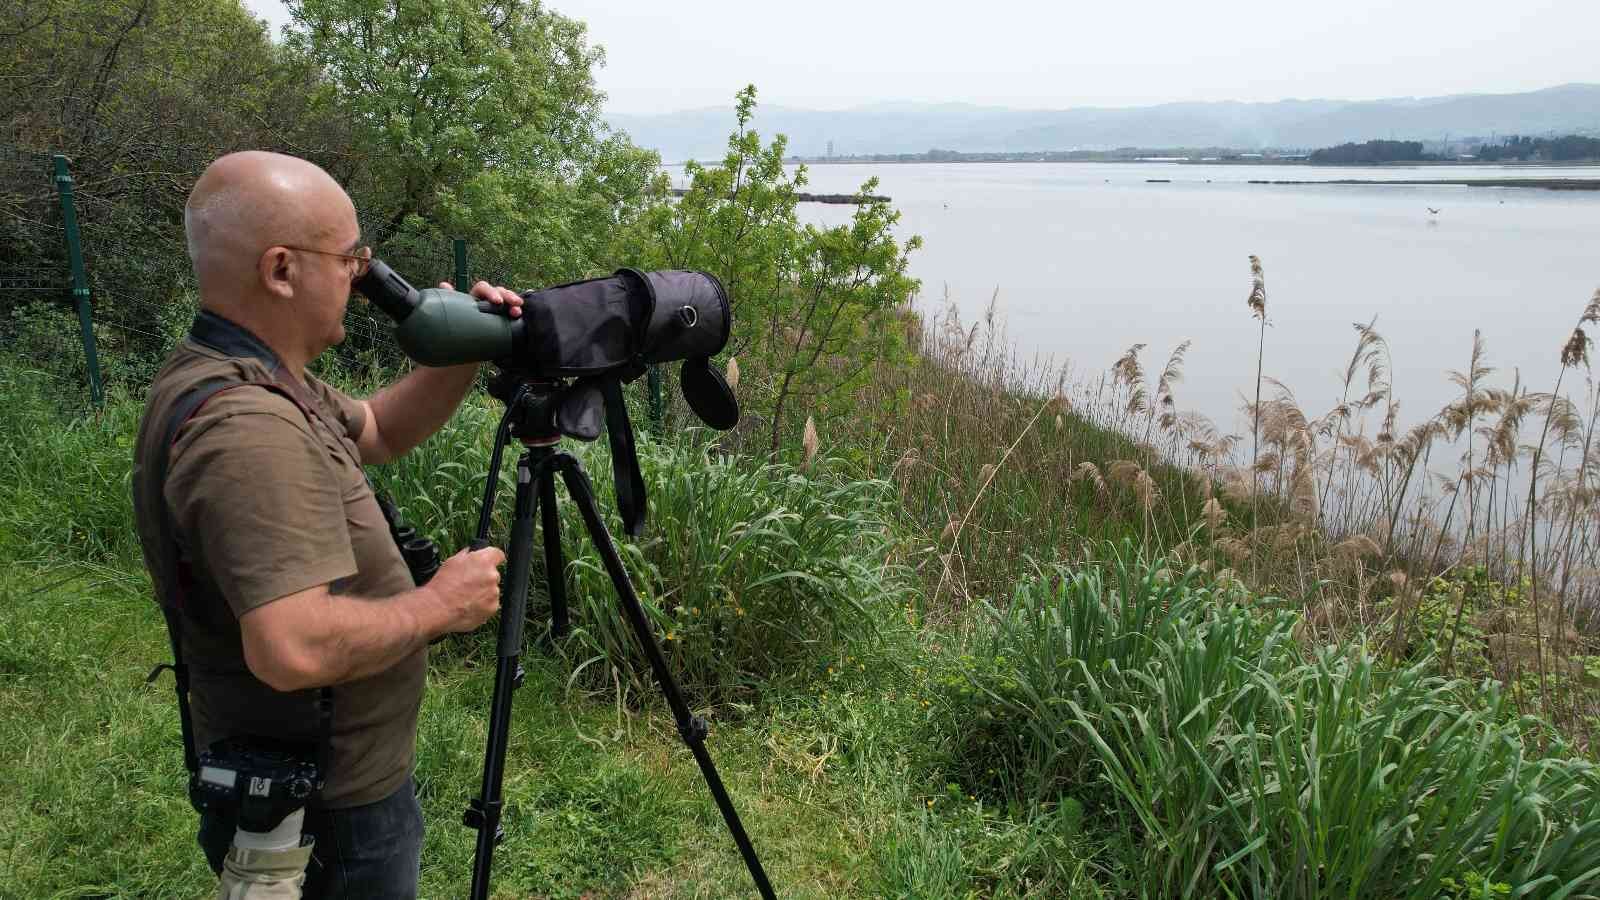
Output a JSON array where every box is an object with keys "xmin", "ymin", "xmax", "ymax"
[{"xmin": 199, "ymin": 778, "xmax": 423, "ymax": 899}]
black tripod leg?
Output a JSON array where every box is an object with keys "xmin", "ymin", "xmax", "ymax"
[
  {"xmin": 539, "ymin": 467, "xmax": 568, "ymax": 639},
  {"xmin": 555, "ymin": 459, "xmax": 778, "ymax": 900},
  {"xmin": 466, "ymin": 452, "xmax": 537, "ymax": 900}
]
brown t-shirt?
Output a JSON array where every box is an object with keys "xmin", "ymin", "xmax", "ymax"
[{"xmin": 132, "ymin": 311, "xmax": 424, "ymax": 809}]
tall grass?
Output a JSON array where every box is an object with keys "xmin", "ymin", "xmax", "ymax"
[
  {"xmin": 823, "ymin": 270, "xmax": 1600, "ymax": 744},
  {"xmin": 944, "ymin": 544, "xmax": 1600, "ymax": 899},
  {"xmin": 818, "ymin": 293, "xmax": 1215, "ymax": 610},
  {"xmin": 0, "ymin": 367, "xmax": 143, "ymax": 565}
]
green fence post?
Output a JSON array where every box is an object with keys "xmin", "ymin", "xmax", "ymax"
[
  {"xmin": 53, "ymin": 154, "xmax": 102, "ymax": 406},
  {"xmin": 454, "ymin": 238, "xmax": 467, "ymax": 289}
]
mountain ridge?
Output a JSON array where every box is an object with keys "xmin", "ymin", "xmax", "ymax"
[{"xmin": 607, "ymin": 83, "xmax": 1600, "ymax": 162}]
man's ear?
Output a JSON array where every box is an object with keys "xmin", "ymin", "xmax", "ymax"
[{"xmin": 259, "ymin": 247, "xmax": 295, "ymax": 300}]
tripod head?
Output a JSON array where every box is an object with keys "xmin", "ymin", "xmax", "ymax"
[
  {"xmin": 479, "ymin": 361, "xmax": 654, "ymax": 535},
  {"xmin": 485, "ymin": 370, "xmax": 567, "ymax": 446}
]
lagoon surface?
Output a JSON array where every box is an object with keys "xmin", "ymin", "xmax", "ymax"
[{"xmin": 758, "ymin": 161, "xmax": 1600, "ymax": 442}]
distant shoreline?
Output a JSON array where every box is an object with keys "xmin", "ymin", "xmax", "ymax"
[
  {"xmin": 765, "ymin": 158, "xmax": 1600, "ymax": 169},
  {"xmin": 1246, "ymin": 177, "xmax": 1600, "ymax": 191}
]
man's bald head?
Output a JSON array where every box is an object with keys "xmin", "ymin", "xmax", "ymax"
[{"xmin": 184, "ymin": 151, "xmax": 355, "ymax": 297}]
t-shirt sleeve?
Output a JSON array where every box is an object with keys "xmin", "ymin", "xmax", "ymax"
[
  {"xmin": 166, "ymin": 400, "xmax": 358, "ymax": 617},
  {"xmin": 307, "ymin": 374, "xmax": 367, "ymax": 443}
]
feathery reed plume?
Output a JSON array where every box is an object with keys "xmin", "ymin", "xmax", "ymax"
[
  {"xmin": 1247, "ymin": 255, "xmax": 1266, "ymax": 320},
  {"xmin": 724, "ymin": 356, "xmax": 740, "ymax": 389},
  {"xmin": 1156, "ymin": 340, "xmax": 1191, "ymax": 404},
  {"xmin": 1072, "ymin": 461, "xmax": 1107, "ymax": 497},
  {"xmin": 1520, "ymin": 287, "xmax": 1600, "ymax": 696},
  {"xmin": 1319, "ymin": 318, "xmax": 1388, "ymax": 518},
  {"xmin": 1202, "ymin": 497, "xmax": 1226, "ymax": 532},
  {"xmin": 1107, "ymin": 459, "xmax": 1145, "ymax": 488},
  {"xmin": 1443, "ymin": 331, "xmax": 1496, "ymax": 539},
  {"xmin": 1133, "ymin": 470, "xmax": 1160, "ymax": 510},
  {"xmin": 1334, "ymin": 535, "xmax": 1382, "ymax": 561},
  {"xmin": 1145, "ymin": 339, "xmax": 1192, "ymax": 447},
  {"xmin": 1220, "ymin": 467, "xmax": 1254, "ymax": 504},
  {"xmin": 1562, "ymin": 328, "xmax": 1592, "ymax": 369},
  {"xmin": 802, "ymin": 416, "xmax": 819, "ymax": 468},
  {"xmin": 1110, "ymin": 343, "xmax": 1148, "ymax": 429},
  {"xmin": 1112, "ymin": 343, "xmax": 1147, "ymax": 386},
  {"xmin": 1246, "ymin": 255, "xmax": 1269, "ymax": 569},
  {"xmin": 1215, "ymin": 538, "xmax": 1250, "ymax": 565}
]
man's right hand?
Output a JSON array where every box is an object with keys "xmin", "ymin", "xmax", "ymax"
[{"xmin": 427, "ymin": 546, "xmax": 505, "ymax": 634}]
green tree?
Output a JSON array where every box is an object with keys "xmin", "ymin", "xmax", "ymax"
[
  {"xmin": 616, "ymin": 86, "xmax": 920, "ymax": 457},
  {"xmin": 286, "ymin": 0, "xmax": 658, "ymax": 289},
  {"xmin": 0, "ymin": 0, "xmax": 347, "ymax": 381}
]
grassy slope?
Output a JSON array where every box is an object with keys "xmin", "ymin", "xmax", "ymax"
[
  {"xmin": 0, "ymin": 563, "xmax": 925, "ymax": 899},
  {"xmin": 5, "ymin": 366, "xmax": 1597, "ymax": 898}
]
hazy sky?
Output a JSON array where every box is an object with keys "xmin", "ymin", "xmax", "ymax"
[{"xmin": 243, "ymin": 0, "xmax": 1596, "ymax": 114}]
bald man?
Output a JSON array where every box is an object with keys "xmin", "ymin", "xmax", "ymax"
[{"xmin": 132, "ymin": 152, "xmax": 517, "ymax": 897}]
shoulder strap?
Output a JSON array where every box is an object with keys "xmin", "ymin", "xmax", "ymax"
[{"xmin": 149, "ymin": 378, "xmax": 330, "ymax": 781}]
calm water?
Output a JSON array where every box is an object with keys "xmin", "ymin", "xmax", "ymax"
[{"xmin": 746, "ymin": 162, "xmax": 1600, "ymax": 441}]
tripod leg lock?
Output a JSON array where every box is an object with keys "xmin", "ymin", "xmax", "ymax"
[
  {"xmin": 678, "ymin": 714, "xmax": 709, "ymax": 746},
  {"xmin": 463, "ymin": 799, "xmax": 506, "ymax": 845}
]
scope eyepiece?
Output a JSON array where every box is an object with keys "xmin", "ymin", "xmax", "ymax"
[{"xmin": 354, "ymin": 258, "xmax": 422, "ymax": 323}]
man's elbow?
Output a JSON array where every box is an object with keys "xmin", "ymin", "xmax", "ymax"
[{"xmin": 242, "ymin": 634, "xmax": 334, "ymax": 693}]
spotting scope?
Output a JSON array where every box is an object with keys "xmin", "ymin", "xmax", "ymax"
[{"xmin": 353, "ymin": 259, "xmax": 738, "ymax": 430}]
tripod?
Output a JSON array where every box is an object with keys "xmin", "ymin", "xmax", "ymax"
[{"xmin": 461, "ymin": 376, "xmax": 776, "ymax": 900}]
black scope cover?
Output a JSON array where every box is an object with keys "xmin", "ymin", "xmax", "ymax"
[
  {"xmin": 519, "ymin": 268, "xmax": 730, "ymax": 375},
  {"xmin": 522, "ymin": 267, "xmax": 738, "ymax": 432}
]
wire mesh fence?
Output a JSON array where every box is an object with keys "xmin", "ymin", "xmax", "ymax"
[
  {"xmin": 0, "ymin": 146, "xmax": 455, "ymax": 407},
  {"xmin": 0, "ymin": 152, "xmax": 672, "ymax": 425}
]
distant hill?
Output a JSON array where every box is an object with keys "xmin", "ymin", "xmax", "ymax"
[{"xmin": 607, "ymin": 84, "xmax": 1600, "ymax": 162}]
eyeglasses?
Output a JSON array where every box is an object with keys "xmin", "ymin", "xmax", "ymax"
[{"xmin": 283, "ymin": 244, "xmax": 373, "ymax": 280}]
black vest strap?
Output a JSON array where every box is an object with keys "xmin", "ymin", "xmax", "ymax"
[{"xmin": 150, "ymin": 375, "xmax": 334, "ymax": 782}]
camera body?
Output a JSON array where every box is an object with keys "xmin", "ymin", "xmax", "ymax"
[{"xmin": 190, "ymin": 737, "xmax": 323, "ymax": 833}]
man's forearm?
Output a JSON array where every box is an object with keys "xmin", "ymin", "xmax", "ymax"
[
  {"xmin": 309, "ymin": 585, "xmax": 451, "ymax": 685},
  {"xmin": 243, "ymin": 584, "xmax": 452, "ymax": 692},
  {"xmin": 366, "ymin": 363, "xmax": 478, "ymax": 458}
]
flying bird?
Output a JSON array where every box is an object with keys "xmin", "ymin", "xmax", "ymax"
[{"xmin": 1427, "ymin": 207, "xmax": 1441, "ymax": 215}]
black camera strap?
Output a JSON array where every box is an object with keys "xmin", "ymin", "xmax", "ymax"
[{"xmin": 148, "ymin": 377, "xmax": 334, "ymax": 787}]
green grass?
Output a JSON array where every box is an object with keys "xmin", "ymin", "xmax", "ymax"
[
  {"xmin": 5, "ymin": 360, "xmax": 1600, "ymax": 899},
  {"xmin": 0, "ymin": 564, "xmax": 868, "ymax": 898}
]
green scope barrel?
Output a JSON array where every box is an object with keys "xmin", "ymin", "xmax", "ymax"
[{"xmin": 355, "ymin": 260, "xmax": 524, "ymax": 366}]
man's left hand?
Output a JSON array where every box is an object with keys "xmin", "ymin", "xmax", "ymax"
[{"xmin": 440, "ymin": 280, "xmax": 523, "ymax": 318}]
